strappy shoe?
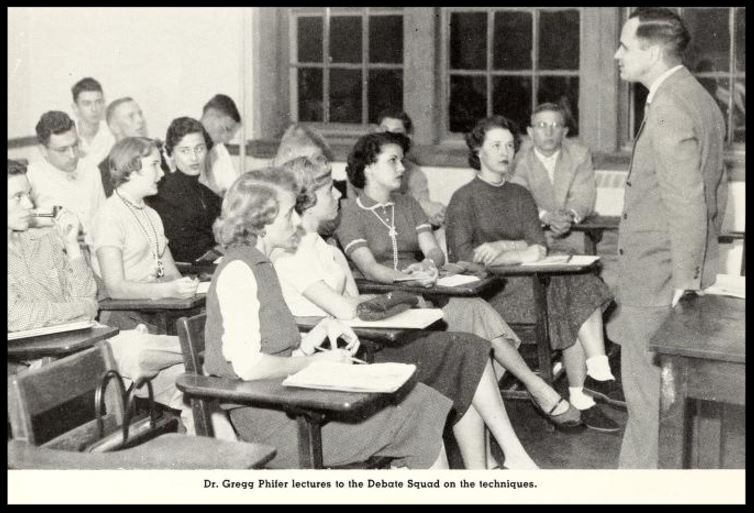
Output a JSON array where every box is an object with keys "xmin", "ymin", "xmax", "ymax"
[{"xmin": 527, "ymin": 391, "xmax": 584, "ymax": 431}]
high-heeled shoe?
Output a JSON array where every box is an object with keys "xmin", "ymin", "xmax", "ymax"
[{"xmin": 527, "ymin": 391, "xmax": 584, "ymax": 431}]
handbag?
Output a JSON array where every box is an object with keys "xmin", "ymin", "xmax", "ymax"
[
  {"xmin": 356, "ymin": 291, "xmax": 419, "ymax": 321},
  {"xmin": 86, "ymin": 369, "xmax": 180, "ymax": 453}
]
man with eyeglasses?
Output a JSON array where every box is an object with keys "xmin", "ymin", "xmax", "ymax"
[
  {"xmin": 27, "ymin": 110, "xmax": 105, "ymax": 242},
  {"xmin": 199, "ymin": 94, "xmax": 242, "ymax": 197},
  {"xmin": 511, "ymin": 102, "xmax": 596, "ymax": 254}
]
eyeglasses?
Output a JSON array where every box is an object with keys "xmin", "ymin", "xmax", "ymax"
[
  {"xmin": 174, "ymin": 145, "xmax": 207, "ymax": 158},
  {"xmin": 533, "ymin": 121, "xmax": 566, "ymax": 130}
]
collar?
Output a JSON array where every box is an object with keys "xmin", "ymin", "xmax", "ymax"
[
  {"xmin": 356, "ymin": 192, "xmax": 394, "ymax": 210},
  {"xmin": 475, "ymin": 174, "xmax": 507, "ymax": 188},
  {"xmin": 647, "ymin": 65, "xmax": 684, "ymax": 104},
  {"xmin": 533, "ymin": 147, "xmax": 560, "ymax": 165},
  {"xmin": 43, "ymin": 158, "xmax": 79, "ymax": 181}
]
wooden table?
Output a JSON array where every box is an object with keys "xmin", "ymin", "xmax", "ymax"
[
  {"xmin": 355, "ymin": 274, "xmax": 500, "ymax": 298},
  {"xmin": 7, "ymin": 326, "xmax": 120, "ymax": 363},
  {"xmin": 98, "ymin": 296, "xmax": 206, "ymax": 336},
  {"xmin": 649, "ymin": 294, "xmax": 745, "ymax": 469},
  {"xmin": 488, "ymin": 260, "xmax": 601, "ymax": 398},
  {"xmin": 570, "ymin": 215, "xmax": 620, "ymax": 255}
]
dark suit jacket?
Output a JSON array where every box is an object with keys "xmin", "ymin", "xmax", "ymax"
[
  {"xmin": 616, "ymin": 66, "xmax": 727, "ymax": 307},
  {"xmin": 511, "ymin": 138, "xmax": 596, "ymax": 222}
]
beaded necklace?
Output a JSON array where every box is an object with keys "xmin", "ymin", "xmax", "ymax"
[
  {"xmin": 360, "ymin": 197, "xmax": 399, "ymax": 271},
  {"xmin": 115, "ymin": 190, "xmax": 165, "ymax": 278}
]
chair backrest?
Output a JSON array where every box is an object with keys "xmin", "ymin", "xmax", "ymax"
[
  {"xmin": 7, "ymin": 341, "xmax": 124, "ymax": 449},
  {"xmin": 176, "ymin": 313, "xmax": 215, "ymax": 437}
]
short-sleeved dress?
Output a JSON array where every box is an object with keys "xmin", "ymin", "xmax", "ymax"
[
  {"xmin": 446, "ymin": 177, "xmax": 613, "ymax": 350},
  {"xmin": 336, "ymin": 192, "xmax": 521, "ymax": 346},
  {"xmin": 204, "ymin": 243, "xmax": 453, "ymax": 469},
  {"xmin": 273, "ymin": 232, "xmax": 492, "ymax": 424}
]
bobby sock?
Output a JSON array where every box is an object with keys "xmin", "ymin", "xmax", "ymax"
[
  {"xmin": 586, "ymin": 355, "xmax": 615, "ymax": 381},
  {"xmin": 569, "ymin": 387, "xmax": 596, "ymax": 410}
]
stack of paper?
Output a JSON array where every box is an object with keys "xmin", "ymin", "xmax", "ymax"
[
  {"xmin": 283, "ymin": 361, "xmax": 416, "ymax": 393},
  {"xmin": 8, "ymin": 320, "xmax": 94, "ymax": 340},
  {"xmin": 704, "ymin": 274, "xmax": 745, "ymax": 299},
  {"xmin": 437, "ymin": 274, "xmax": 480, "ymax": 287}
]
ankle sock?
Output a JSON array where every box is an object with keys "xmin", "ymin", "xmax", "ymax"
[
  {"xmin": 586, "ymin": 355, "xmax": 615, "ymax": 381},
  {"xmin": 569, "ymin": 387, "xmax": 596, "ymax": 410}
]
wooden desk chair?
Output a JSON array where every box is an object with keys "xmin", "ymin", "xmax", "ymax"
[
  {"xmin": 7, "ymin": 341, "xmax": 275, "ymax": 469},
  {"xmin": 175, "ymin": 313, "xmax": 393, "ymax": 469}
]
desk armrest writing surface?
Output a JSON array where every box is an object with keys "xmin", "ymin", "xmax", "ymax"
[
  {"xmin": 98, "ymin": 295, "xmax": 206, "ymax": 311},
  {"xmin": 487, "ymin": 260, "xmax": 600, "ymax": 276},
  {"xmin": 7, "ymin": 326, "xmax": 120, "ymax": 360},
  {"xmin": 649, "ymin": 295, "xmax": 745, "ymax": 363},
  {"xmin": 295, "ymin": 316, "xmax": 406, "ymax": 344},
  {"xmin": 354, "ymin": 275, "xmax": 500, "ymax": 297},
  {"xmin": 570, "ymin": 215, "xmax": 621, "ymax": 231}
]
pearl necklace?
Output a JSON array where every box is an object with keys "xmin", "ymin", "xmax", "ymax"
[
  {"xmin": 369, "ymin": 203, "xmax": 399, "ymax": 271},
  {"xmin": 116, "ymin": 190, "xmax": 165, "ymax": 279}
]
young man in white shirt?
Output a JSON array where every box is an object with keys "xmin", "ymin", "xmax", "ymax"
[
  {"xmin": 71, "ymin": 77, "xmax": 115, "ymax": 168},
  {"xmin": 199, "ymin": 94, "xmax": 242, "ymax": 196}
]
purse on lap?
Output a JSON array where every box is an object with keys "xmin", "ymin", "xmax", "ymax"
[{"xmin": 356, "ymin": 291, "xmax": 419, "ymax": 321}]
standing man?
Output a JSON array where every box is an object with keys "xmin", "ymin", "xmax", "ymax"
[
  {"xmin": 200, "ymin": 94, "xmax": 242, "ymax": 196},
  {"xmin": 27, "ymin": 111, "xmax": 106, "ymax": 241},
  {"xmin": 611, "ymin": 7, "xmax": 727, "ymax": 468},
  {"xmin": 511, "ymin": 102, "xmax": 596, "ymax": 254},
  {"xmin": 71, "ymin": 77, "xmax": 115, "ymax": 168}
]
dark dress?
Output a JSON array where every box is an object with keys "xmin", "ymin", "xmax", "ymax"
[
  {"xmin": 147, "ymin": 169, "xmax": 221, "ymax": 262},
  {"xmin": 203, "ymin": 244, "xmax": 452, "ymax": 469},
  {"xmin": 446, "ymin": 177, "xmax": 613, "ymax": 350}
]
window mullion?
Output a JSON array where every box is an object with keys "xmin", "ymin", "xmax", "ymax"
[
  {"xmin": 362, "ymin": 8, "xmax": 369, "ymax": 125},
  {"xmin": 532, "ymin": 8, "xmax": 539, "ymax": 117},
  {"xmin": 727, "ymin": 7, "xmax": 736, "ymax": 145},
  {"xmin": 323, "ymin": 8, "xmax": 331, "ymax": 123},
  {"xmin": 486, "ymin": 9, "xmax": 493, "ymax": 117}
]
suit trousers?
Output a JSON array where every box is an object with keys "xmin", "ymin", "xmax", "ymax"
[{"xmin": 607, "ymin": 303, "xmax": 671, "ymax": 468}]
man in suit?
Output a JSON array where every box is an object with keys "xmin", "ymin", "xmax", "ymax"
[
  {"xmin": 610, "ymin": 7, "xmax": 727, "ymax": 468},
  {"xmin": 511, "ymin": 103, "xmax": 596, "ymax": 253}
]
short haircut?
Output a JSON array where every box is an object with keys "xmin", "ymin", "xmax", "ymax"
[
  {"xmin": 202, "ymin": 94, "xmax": 241, "ymax": 123},
  {"xmin": 8, "ymin": 159, "xmax": 28, "ymax": 177},
  {"xmin": 273, "ymin": 124, "xmax": 335, "ymax": 167},
  {"xmin": 465, "ymin": 115, "xmax": 521, "ymax": 170},
  {"xmin": 213, "ymin": 166, "xmax": 300, "ymax": 249},
  {"xmin": 530, "ymin": 102, "xmax": 567, "ymax": 125},
  {"xmin": 346, "ymin": 131, "xmax": 411, "ymax": 189},
  {"xmin": 107, "ymin": 137, "xmax": 160, "ymax": 189},
  {"xmin": 376, "ymin": 109, "xmax": 413, "ymax": 135},
  {"xmin": 35, "ymin": 111, "xmax": 76, "ymax": 147},
  {"xmin": 281, "ymin": 156, "xmax": 330, "ymax": 213},
  {"xmin": 106, "ymin": 97, "xmax": 136, "ymax": 125},
  {"xmin": 71, "ymin": 77, "xmax": 103, "ymax": 103},
  {"xmin": 164, "ymin": 116, "xmax": 214, "ymax": 156},
  {"xmin": 629, "ymin": 7, "xmax": 690, "ymax": 60}
]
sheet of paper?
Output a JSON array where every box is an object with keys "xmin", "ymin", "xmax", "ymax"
[
  {"xmin": 436, "ymin": 274, "xmax": 481, "ymax": 287},
  {"xmin": 350, "ymin": 308, "xmax": 444, "ymax": 329},
  {"xmin": 8, "ymin": 320, "xmax": 95, "ymax": 340},
  {"xmin": 213, "ymin": 256, "xmax": 223, "ymax": 264},
  {"xmin": 704, "ymin": 274, "xmax": 745, "ymax": 299},
  {"xmin": 196, "ymin": 281, "xmax": 211, "ymax": 294},
  {"xmin": 283, "ymin": 361, "xmax": 416, "ymax": 393},
  {"xmin": 520, "ymin": 254, "xmax": 600, "ymax": 267}
]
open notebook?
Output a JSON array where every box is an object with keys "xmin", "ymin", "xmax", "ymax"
[
  {"xmin": 283, "ymin": 361, "xmax": 416, "ymax": 393},
  {"xmin": 8, "ymin": 320, "xmax": 95, "ymax": 341}
]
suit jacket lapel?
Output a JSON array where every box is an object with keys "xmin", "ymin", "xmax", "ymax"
[{"xmin": 528, "ymin": 151, "xmax": 557, "ymax": 211}]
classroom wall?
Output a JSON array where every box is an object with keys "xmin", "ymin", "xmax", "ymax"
[{"xmin": 8, "ymin": 7, "xmax": 248, "ymax": 146}]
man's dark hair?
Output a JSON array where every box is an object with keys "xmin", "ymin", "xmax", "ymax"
[
  {"xmin": 629, "ymin": 7, "xmax": 690, "ymax": 61},
  {"xmin": 164, "ymin": 116, "xmax": 214, "ymax": 156},
  {"xmin": 202, "ymin": 94, "xmax": 241, "ymax": 123},
  {"xmin": 8, "ymin": 159, "xmax": 27, "ymax": 177},
  {"xmin": 376, "ymin": 109, "xmax": 413, "ymax": 135},
  {"xmin": 35, "ymin": 111, "xmax": 76, "ymax": 147},
  {"xmin": 71, "ymin": 77, "xmax": 104, "ymax": 103}
]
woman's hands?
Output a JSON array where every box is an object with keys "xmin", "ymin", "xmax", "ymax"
[
  {"xmin": 401, "ymin": 259, "xmax": 438, "ymax": 288},
  {"xmin": 300, "ymin": 316, "xmax": 361, "ymax": 356},
  {"xmin": 169, "ymin": 276, "xmax": 200, "ymax": 298}
]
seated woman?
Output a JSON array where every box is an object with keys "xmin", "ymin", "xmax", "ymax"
[
  {"xmin": 204, "ymin": 166, "xmax": 452, "ymax": 469},
  {"xmin": 336, "ymin": 132, "xmax": 582, "ymax": 431},
  {"xmin": 148, "ymin": 117, "xmax": 222, "ymax": 263},
  {"xmin": 90, "ymin": 138, "xmax": 233, "ymax": 438},
  {"xmin": 272, "ymin": 156, "xmax": 539, "ymax": 469},
  {"xmin": 446, "ymin": 115, "xmax": 625, "ymax": 432}
]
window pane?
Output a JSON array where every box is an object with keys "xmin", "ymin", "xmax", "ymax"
[
  {"xmin": 329, "ymin": 68, "xmax": 362, "ymax": 123},
  {"xmin": 330, "ymin": 16, "xmax": 362, "ymax": 64},
  {"xmin": 632, "ymin": 84, "xmax": 649, "ymax": 139},
  {"xmin": 736, "ymin": 7, "xmax": 745, "ymax": 72},
  {"xmin": 369, "ymin": 15, "xmax": 403, "ymax": 64},
  {"xmin": 450, "ymin": 12, "xmax": 487, "ymax": 70},
  {"xmin": 732, "ymin": 78, "xmax": 745, "ymax": 143},
  {"xmin": 683, "ymin": 8, "xmax": 730, "ymax": 73},
  {"xmin": 492, "ymin": 76, "xmax": 532, "ymax": 134},
  {"xmin": 298, "ymin": 68, "xmax": 323, "ymax": 122},
  {"xmin": 297, "ymin": 16, "xmax": 323, "ymax": 63},
  {"xmin": 492, "ymin": 11, "xmax": 532, "ymax": 71},
  {"xmin": 538, "ymin": 76, "xmax": 580, "ymax": 135},
  {"xmin": 368, "ymin": 69, "xmax": 403, "ymax": 123},
  {"xmin": 538, "ymin": 10, "xmax": 579, "ymax": 70},
  {"xmin": 449, "ymin": 75, "xmax": 487, "ymax": 133}
]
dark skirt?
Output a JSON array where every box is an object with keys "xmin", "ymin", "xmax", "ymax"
[
  {"xmin": 487, "ymin": 273, "xmax": 613, "ymax": 350},
  {"xmin": 373, "ymin": 331, "xmax": 491, "ymax": 424}
]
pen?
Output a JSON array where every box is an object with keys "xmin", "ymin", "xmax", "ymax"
[
  {"xmin": 566, "ymin": 255, "xmax": 573, "ymax": 263},
  {"xmin": 31, "ymin": 206, "xmax": 62, "ymax": 218},
  {"xmin": 315, "ymin": 346, "xmax": 368, "ymax": 364}
]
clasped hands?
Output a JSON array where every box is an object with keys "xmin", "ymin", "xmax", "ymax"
[
  {"xmin": 400, "ymin": 259, "xmax": 438, "ymax": 288},
  {"xmin": 300, "ymin": 316, "xmax": 361, "ymax": 364},
  {"xmin": 544, "ymin": 209, "xmax": 575, "ymax": 237}
]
